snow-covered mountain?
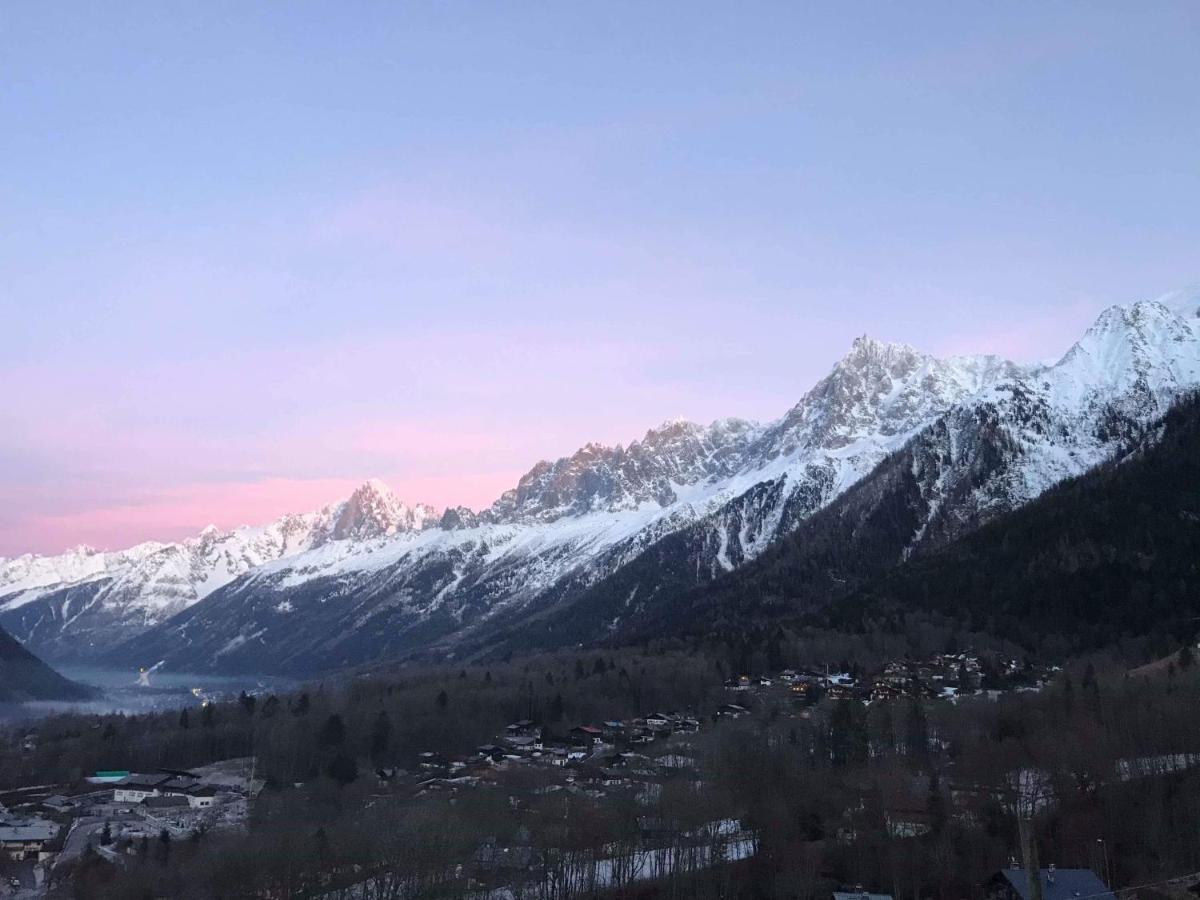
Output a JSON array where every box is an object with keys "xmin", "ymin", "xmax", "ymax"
[
  {"xmin": 10, "ymin": 289, "xmax": 1200, "ymax": 674},
  {"xmin": 0, "ymin": 480, "xmax": 436, "ymax": 659}
]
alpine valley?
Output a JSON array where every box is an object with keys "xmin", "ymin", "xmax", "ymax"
[{"xmin": 5, "ymin": 289, "xmax": 1199, "ymax": 677}]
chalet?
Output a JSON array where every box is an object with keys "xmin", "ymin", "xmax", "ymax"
[
  {"xmin": 827, "ymin": 685, "xmax": 858, "ymax": 702},
  {"xmin": 717, "ymin": 703, "xmax": 750, "ymax": 719},
  {"xmin": 882, "ymin": 662, "xmax": 911, "ymax": 687},
  {"xmin": 673, "ymin": 717, "xmax": 701, "ymax": 733},
  {"xmin": 986, "ymin": 867, "xmax": 1115, "ymax": 900},
  {"xmin": 0, "ymin": 820, "xmax": 59, "ymax": 862},
  {"xmin": 797, "ymin": 687, "xmax": 823, "ymax": 710},
  {"xmin": 644, "ymin": 713, "xmax": 672, "ymax": 729},
  {"xmin": 871, "ymin": 683, "xmax": 903, "ymax": 703},
  {"xmin": 477, "ymin": 744, "xmax": 508, "ymax": 762},
  {"xmin": 505, "ymin": 720, "xmax": 540, "ymax": 739},
  {"xmin": 602, "ymin": 720, "xmax": 626, "ymax": 740},
  {"xmin": 593, "ymin": 752, "xmax": 626, "ymax": 769},
  {"xmin": 504, "ymin": 735, "xmax": 539, "ymax": 753},
  {"xmin": 570, "ymin": 725, "xmax": 605, "ymax": 746}
]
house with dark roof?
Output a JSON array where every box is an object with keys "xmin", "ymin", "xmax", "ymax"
[
  {"xmin": 987, "ymin": 867, "xmax": 1115, "ymax": 900},
  {"xmin": 505, "ymin": 720, "xmax": 540, "ymax": 739},
  {"xmin": 570, "ymin": 725, "xmax": 605, "ymax": 746}
]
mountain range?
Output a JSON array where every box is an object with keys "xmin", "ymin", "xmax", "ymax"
[{"xmin": 3, "ymin": 288, "xmax": 1198, "ymax": 675}]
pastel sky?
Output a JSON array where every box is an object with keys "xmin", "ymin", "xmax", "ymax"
[{"xmin": 2, "ymin": 3, "xmax": 1198, "ymax": 556}]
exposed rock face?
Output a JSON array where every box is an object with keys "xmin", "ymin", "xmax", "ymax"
[
  {"xmin": 484, "ymin": 418, "xmax": 762, "ymax": 523},
  {"xmin": 7, "ymin": 290, "xmax": 1200, "ymax": 675}
]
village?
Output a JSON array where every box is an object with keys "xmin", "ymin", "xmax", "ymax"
[
  {"xmin": 325, "ymin": 652, "xmax": 1068, "ymax": 895},
  {"xmin": 396, "ymin": 650, "xmax": 1054, "ymax": 798},
  {"xmin": 0, "ymin": 653, "xmax": 1159, "ymax": 898},
  {"xmin": 0, "ymin": 759, "xmax": 258, "ymax": 896},
  {"xmin": 721, "ymin": 651, "xmax": 1057, "ymax": 705}
]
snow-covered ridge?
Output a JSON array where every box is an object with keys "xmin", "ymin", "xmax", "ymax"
[
  {"xmin": 0, "ymin": 479, "xmax": 437, "ymax": 618},
  {"xmin": 6, "ymin": 287, "xmax": 1200, "ymax": 669}
]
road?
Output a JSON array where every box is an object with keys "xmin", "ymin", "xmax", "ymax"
[{"xmin": 56, "ymin": 817, "xmax": 108, "ymax": 868}]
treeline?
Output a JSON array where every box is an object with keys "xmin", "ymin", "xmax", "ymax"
[
  {"xmin": 1, "ymin": 631, "xmax": 1039, "ymax": 793},
  {"xmin": 0, "ymin": 647, "xmax": 724, "ymax": 791}
]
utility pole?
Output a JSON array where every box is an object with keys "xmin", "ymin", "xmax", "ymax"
[
  {"xmin": 1018, "ymin": 816, "xmax": 1043, "ymax": 900},
  {"xmin": 1097, "ymin": 838, "xmax": 1111, "ymax": 889}
]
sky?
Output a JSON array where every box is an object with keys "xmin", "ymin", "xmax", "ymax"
[{"xmin": 1, "ymin": 2, "xmax": 1198, "ymax": 556}]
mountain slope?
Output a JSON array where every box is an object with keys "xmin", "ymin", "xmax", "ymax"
[
  {"xmin": 822, "ymin": 390, "xmax": 1200, "ymax": 654},
  {"xmin": 14, "ymin": 288, "xmax": 1200, "ymax": 675},
  {"xmin": 99, "ymin": 341, "xmax": 1025, "ymax": 674},
  {"xmin": 473, "ymin": 292, "xmax": 1200, "ymax": 653},
  {"xmin": 0, "ymin": 480, "xmax": 436, "ymax": 660},
  {"xmin": 0, "ymin": 625, "xmax": 96, "ymax": 703}
]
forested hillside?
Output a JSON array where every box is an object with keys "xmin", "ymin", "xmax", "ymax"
[
  {"xmin": 0, "ymin": 625, "xmax": 96, "ymax": 702},
  {"xmin": 829, "ymin": 392, "xmax": 1200, "ymax": 654},
  {"xmin": 533, "ymin": 392, "xmax": 1200, "ymax": 659}
]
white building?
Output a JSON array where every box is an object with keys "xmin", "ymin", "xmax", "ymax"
[{"xmin": 113, "ymin": 774, "xmax": 172, "ymax": 804}]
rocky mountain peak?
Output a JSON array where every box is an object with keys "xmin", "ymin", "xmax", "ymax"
[
  {"xmin": 439, "ymin": 506, "xmax": 480, "ymax": 530},
  {"xmin": 329, "ymin": 479, "xmax": 436, "ymax": 541},
  {"xmin": 763, "ymin": 335, "xmax": 1009, "ymax": 457},
  {"xmin": 841, "ymin": 334, "xmax": 923, "ymax": 370},
  {"xmin": 487, "ymin": 415, "xmax": 762, "ymax": 524}
]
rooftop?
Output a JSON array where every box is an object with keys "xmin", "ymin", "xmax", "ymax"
[{"xmin": 998, "ymin": 868, "xmax": 1116, "ymax": 900}]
